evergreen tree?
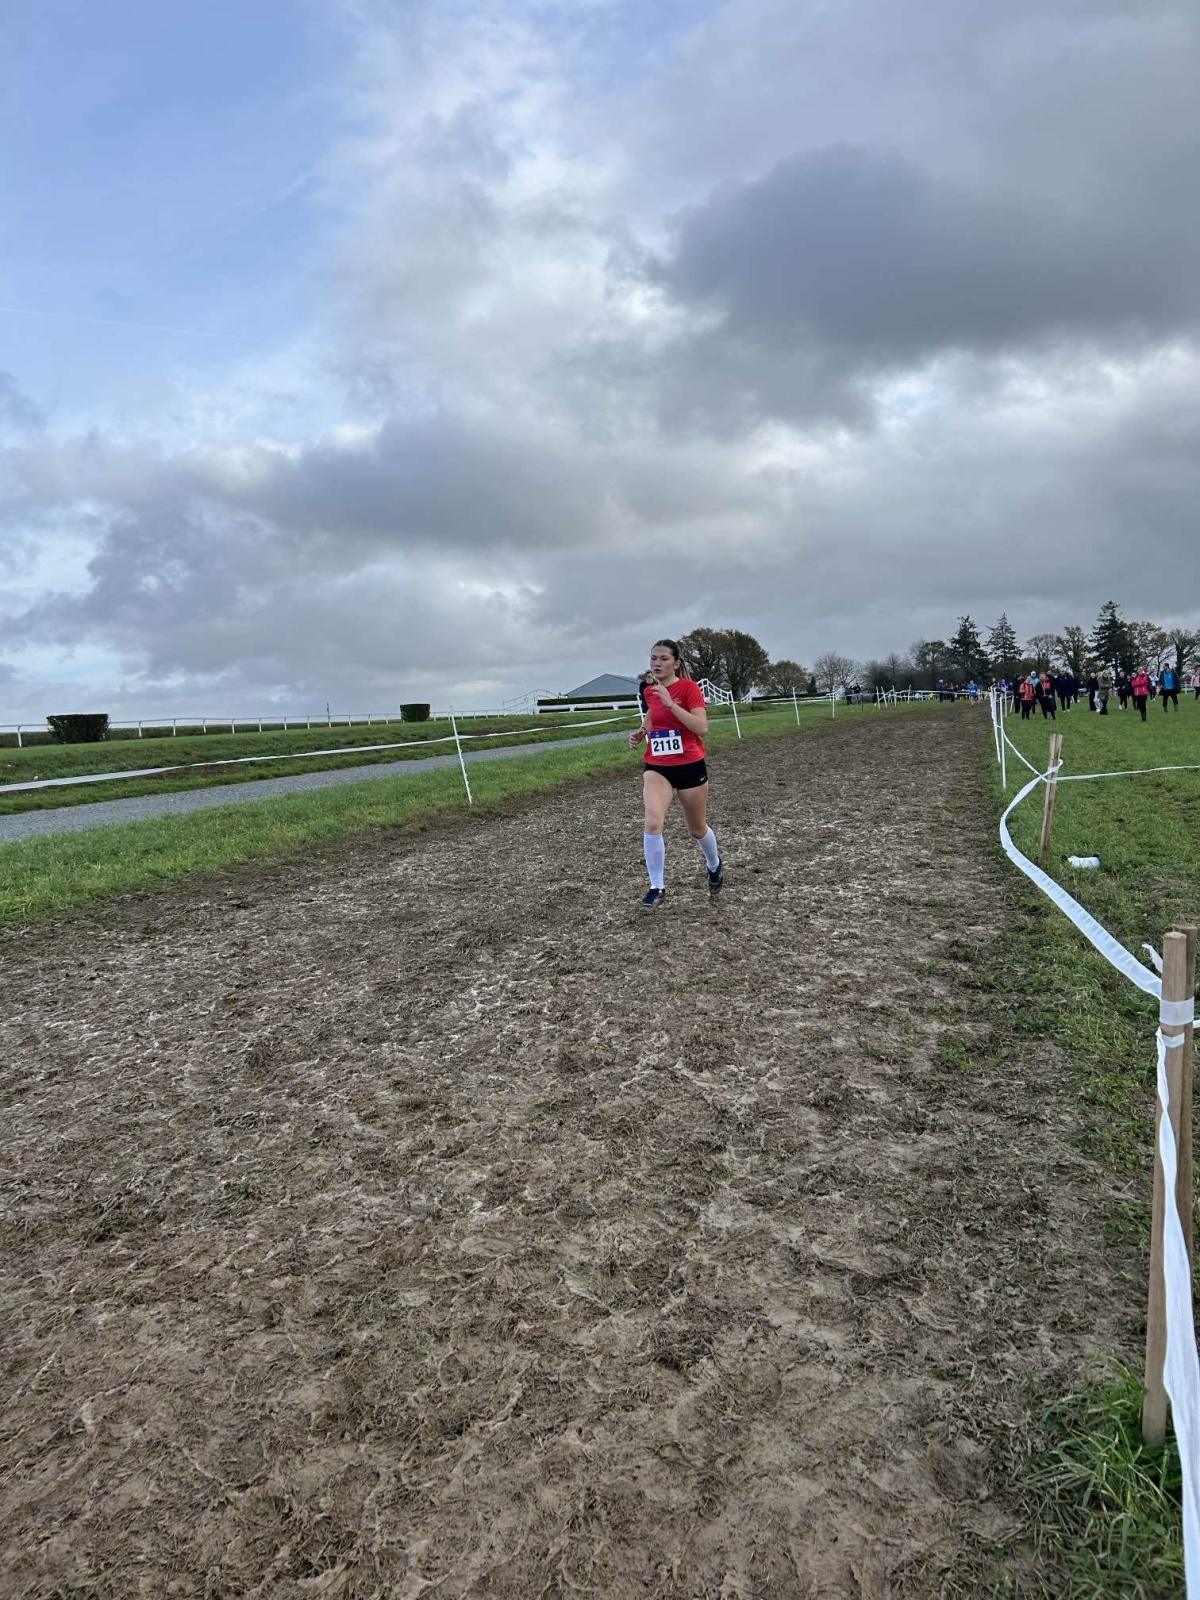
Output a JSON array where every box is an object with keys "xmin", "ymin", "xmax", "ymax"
[
  {"xmin": 948, "ymin": 615, "xmax": 986, "ymax": 680},
  {"xmin": 985, "ymin": 613, "xmax": 1020, "ymax": 679},
  {"xmin": 1090, "ymin": 601, "xmax": 1134, "ymax": 674}
]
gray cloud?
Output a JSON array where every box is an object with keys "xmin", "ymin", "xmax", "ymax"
[
  {"xmin": 0, "ymin": 372, "xmax": 45, "ymax": 435},
  {"xmin": 3, "ymin": 0, "xmax": 1199, "ymax": 718},
  {"xmin": 644, "ymin": 143, "xmax": 1200, "ymax": 429}
]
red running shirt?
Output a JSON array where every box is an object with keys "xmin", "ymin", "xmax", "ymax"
[{"xmin": 643, "ymin": 677, "xmax": 706, "ymax": 765}]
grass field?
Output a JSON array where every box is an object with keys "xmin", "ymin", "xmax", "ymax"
[
  {"xmin": 0, "ymin": 709, "xmax": 640, "ymax": 813},
  {"xmin": 986, "ymin": 693, "xmax": 1198, "ymax": 1594},
  {"xmin": 0, "ymin": 701, "xmax": 882, "ymax": 926}
]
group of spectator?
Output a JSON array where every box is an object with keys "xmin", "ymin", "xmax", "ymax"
[{"xmin": 999, "ymin": 664, "xmax": 1200, "ymax": 722}]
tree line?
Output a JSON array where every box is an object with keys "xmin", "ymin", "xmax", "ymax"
[{"xmin": 677, "ymin": 603, "xmax": 1197, "ymax": 699}]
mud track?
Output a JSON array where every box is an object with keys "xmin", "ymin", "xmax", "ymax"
[{"xmin": 0, "ymin": 709, "xmax": 1133, "ymax": 1597}]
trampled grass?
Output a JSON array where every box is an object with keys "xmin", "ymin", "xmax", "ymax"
[
  {"xmin": 986, "ymin": 694, "xmax": 1197, "ymax": 1596},
  {"xmin": 0, "ymin": 702, "xmax": 862, "ymax": 926}
]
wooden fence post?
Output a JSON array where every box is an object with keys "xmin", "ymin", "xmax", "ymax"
[
  {"xmin": 1036, "ymin": 732, "xmax": 1063, "ymax": 870},
  {"xmin": 1142, "ymin": 929, "xmax": 1193, "ymax": 1444}
]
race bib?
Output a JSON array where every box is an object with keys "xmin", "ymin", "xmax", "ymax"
[{"xmin": 649, "ymin": 726, "xmax": 684, "ymax": 758}]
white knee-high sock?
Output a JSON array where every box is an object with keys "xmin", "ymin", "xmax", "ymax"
[
  {"xmin": 695, "ymin": 827, "xmax": 720, "ymax": 870},
  {"xmin": 643, "ymin": 833, "xmax": 665, "ymax": 889}
]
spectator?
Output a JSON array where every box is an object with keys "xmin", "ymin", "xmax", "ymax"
[
  {"xmin": 1115, "ymin": 670, "xmax": 1130, "ymax": 711},
  {"xmin": 1190, "ymin": 665, "xmax": 1200, "ymax": 701},
  {"xmin": 1160, "ymin": 662, "xmax": 1180, "ymax": 712},
  {"xmin": 1097, "ymin": 667, "xmax": 1113, "ymax": 715},
  {"xmin": 1055, "ymin": 671, "xmax": 1072, "ymax": 711},
  {"xmin": 1038, "ymin": 672, "xmax": 1057, "ymax": 719},
  {"xmin": 1018, "ymin": 674, "xmax": 1036, "ymax": 720},
  {"xmin": 1085, "ymin": 670, "xmax": 1100, "ymax": 713},
  {"xmin": 1130, "ymin": 666, "xmax": 1152, "ymax": 721}
]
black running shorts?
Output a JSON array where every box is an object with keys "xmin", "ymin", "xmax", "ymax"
[{"xmin": 644, "ymin": 758, "xmax": 708, "ymax": 790}]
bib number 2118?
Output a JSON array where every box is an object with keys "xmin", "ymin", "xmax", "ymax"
[{"xmin": 649, "ymin": 727, "xmax": 684, "ymax": 758}]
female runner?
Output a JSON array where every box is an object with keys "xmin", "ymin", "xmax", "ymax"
[{"xmin": 627, "ymin": 639, "xmax": 723, "ymax": 909}]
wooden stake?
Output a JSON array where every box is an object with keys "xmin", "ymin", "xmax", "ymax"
[
  {"xmin": 1142, "ymin": 929, "xmax": 1192, "ymax": 1444},
  {"xmin": 1036, "ymin": 732, "xmax": 1063, "ymax": 870}
]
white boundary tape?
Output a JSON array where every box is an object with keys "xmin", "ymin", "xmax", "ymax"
[
  {"xmin": 0, "ymin": 714, "xmax": 638, "ymax": 795},
  {"xmin": 1002, "ymin": 753, "xmax": 1200, "ymax": 1593},
  {"xmin": 1155, "ymin": 1028, "xmax": 1200, "ymax": 1588},
  {"xmin": 999, "ymin": 769, "xmax": 1161, "ymax": 997}
]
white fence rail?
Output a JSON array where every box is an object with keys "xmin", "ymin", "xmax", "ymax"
[{"xmin": 0, "ymin": 708, "xmax": 529, "ymax": 748}]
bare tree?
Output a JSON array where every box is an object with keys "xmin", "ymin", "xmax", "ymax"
[
  {"xmin": 813, "ymin": 651, "xmax": 857, "ymax": 694},
  {"xmin": 1026, "ymin": 633, "xmax": 1058, "ymax": 673},
  {"xmin": 1130, "ymin": 620, "xmax": 1170, "ymax": 670},
  {"xmin": 1167, "ymin": 627, "xmax": 1196, "ymax": 676},
  {"xmin": 1055, "ymin": 625, "xmax": 1089, "ymax": 677},
  {"xmin": 882, "ymin": 652, "xmax": 913, "ymax": 687}
]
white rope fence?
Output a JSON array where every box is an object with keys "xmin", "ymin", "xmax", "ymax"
[
  {"xmin": 0, "ymin": 712, "xmax": 641, "ymax": 796},
  {"xmin": 993, "ymin": 697, "xmax": 1200, "ymax": 1593}
]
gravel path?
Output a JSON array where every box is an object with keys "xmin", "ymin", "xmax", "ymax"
[{"xmin": 0, "ymin": 732, "xmax": 627, "ymax": 844}]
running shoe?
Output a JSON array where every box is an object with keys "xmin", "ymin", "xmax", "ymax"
[
  {"xmin": 640, "ymin": 887, "xmax": 666, "ymax": 910},
  {"xmin": 707, "ymin": 859, "xmax": 724, "ymax": 893}
]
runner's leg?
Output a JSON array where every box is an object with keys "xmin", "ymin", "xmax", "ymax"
[
  {"xmin": 678, "ymin": 782, "xmax": 722, "ymax": 884},
  {"xmin": 642, "ymin": 771, "xmax": 674, "ymax": 889}
]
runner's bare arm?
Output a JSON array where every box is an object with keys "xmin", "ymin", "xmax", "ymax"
[{"xmin": 649, "ymin": 683, "xmax": 707, "ymax": 737}]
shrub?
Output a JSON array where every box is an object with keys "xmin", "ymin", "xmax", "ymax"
[
  {"xmin": 47, "ymin": 714, "xmax": 109, "ymax": 744},
  {"xmin": 399, "ymin": 703, "xmax": 431, "ymax": 722}
]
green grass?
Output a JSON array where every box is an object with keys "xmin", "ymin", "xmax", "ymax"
[
  {"xmin": 0, "ymin": 703, "xmax": 838, "ymax": 926},
  {"xmin": 985, "ymin": 697, "xmax": 1198, "ymax": 1596},
  {"xmin": 0, "ymin": 699, "xmax": 907, "ymax": 814},
  {"xmin": 1018, "ymin": 1365, "xmax": 1185, "ymax": 1597},
  {"xmin": 0, "ymin": 709, "xmax": 643, "ymax": 813}
]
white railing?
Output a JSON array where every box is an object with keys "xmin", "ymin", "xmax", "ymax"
[
  {"xmin": 0, "ymin": 707, "xmax": 530, "ymax": 748},
  {"xmin": 533, "ymin": 699, "xmax": 640, "ymax": 714}
]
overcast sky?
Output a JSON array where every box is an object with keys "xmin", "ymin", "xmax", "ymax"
[{"xmin": 2, "ymin": 0, "xmax": 1198, "ymax": 718}]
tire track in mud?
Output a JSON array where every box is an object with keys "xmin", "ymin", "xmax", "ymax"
[{"xmin": 0, "ymin": 708, "xmax": 1133, "ymax": 1598}]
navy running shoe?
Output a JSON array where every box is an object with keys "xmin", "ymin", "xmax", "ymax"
[
  {"xmin": 641, "ymin": 887, "xmax": 666, "ymax": 910},
  {"xmin": 707, "ymin": 859, "xmax": 724, "ymax": 893}
]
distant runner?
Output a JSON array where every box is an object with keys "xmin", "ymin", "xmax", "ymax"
[{"xmin": 628, "ymin": 639, "xmax": 724, "ymax": 910}]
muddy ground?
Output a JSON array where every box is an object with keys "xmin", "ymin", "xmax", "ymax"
[{"xmin": 0, "ymin": 709, "xmax": 1138, "ymax": 1598}]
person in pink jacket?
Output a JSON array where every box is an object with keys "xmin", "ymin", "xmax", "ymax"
[
  {"xmin": 1130, "ymin": 667, "xmax": 1152, "ymax": 721},
  {"xmin": 1189, "ymin": 666, "xmax": 1200, "ymax": 701}
]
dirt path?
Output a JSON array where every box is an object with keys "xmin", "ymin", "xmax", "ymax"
[{"xmin": 0, "ymin": 710, "xmax": 1132, "ymax": 1597}]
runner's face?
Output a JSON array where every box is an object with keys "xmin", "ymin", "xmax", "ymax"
[{"xmin": 650, "ymin": 647, "xmax": 678, "ymax": 682}]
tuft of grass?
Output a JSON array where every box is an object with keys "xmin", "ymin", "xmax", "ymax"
[{"xmin": 1019, "ymin": 1365, "xmax": 1184, "ymax": 1598}]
